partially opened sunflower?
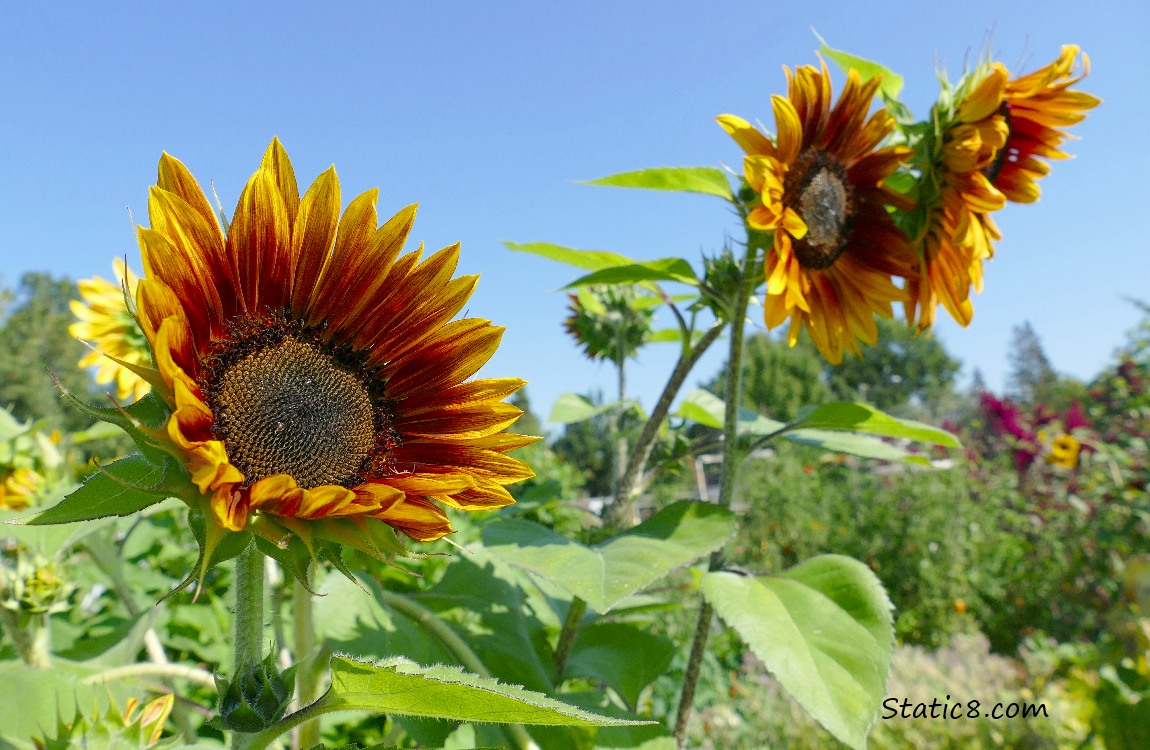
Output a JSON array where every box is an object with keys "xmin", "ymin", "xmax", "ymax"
[
  {"xmin": 718, "ymin": 60, "xmax": 918, "ymax": 364},
  {"xmin": 113, "ymin": 139, "xmax": 533, "ymax": 561}
]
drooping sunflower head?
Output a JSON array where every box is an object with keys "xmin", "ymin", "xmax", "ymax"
[
  {"xmin": 129, "ymin": 138, "xmax": 535, "ymax": 564},
  {"xmin": 69, "ymin": 259, "xmax": 152, "ymax": 402},
  {"xmin": 717, "ymin": 60, "xmax": 917, "ymax": 364},
  {"xmin": 906, "ymin": 46, "xmax": 1098, "ymax": 331}
]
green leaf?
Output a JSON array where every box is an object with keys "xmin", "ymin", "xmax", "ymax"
[
  {"xmin": 565, "ymin": 622, "xmax": 674, "ymax": 710},
  {"xmin": 814, "ymin": 31, "xmax": 904, "ymax": 100},
  {"xmin": 17, "ymin": 455, "xmax": 170, "ymax": 526},
  {"xmin": 582, "ymin": 167, "xmax": 733, "ymax": 201},
  {"xmin": 483, "ymin": 501, "xmax": 737, "ymax": 614},
  {"xmin": 787, "ymin": 402, "xmax": 960, "ymax": 448},
  {"xmin": 674, "ymin": 389, "xmax": 786, "ymax": 435},
  {"xmin": 784, "ymin": 429, "xmax": 930, "ymax": 464},
  {"xmin": 321, "ymin": 656, "xmax": 653, "ymax": 726},
  {"xmin": 565, "ymin": 258, "xmax": 699, "ymax": 289},
  {"xmin": 702, "ymin": 556, "xmax": 894, "ymax": 750},
  {"xmin": 548, "ymin": 394, "xmax": 636, "ymax": 425},
  {"xmin": 504, "ymin": 242, "xmax": 635, "ymax": 271}
]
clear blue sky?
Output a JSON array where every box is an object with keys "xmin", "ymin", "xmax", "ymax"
[{"xmin": 1, "ymin": 1, "xmax": 1145, "ymax": 427}]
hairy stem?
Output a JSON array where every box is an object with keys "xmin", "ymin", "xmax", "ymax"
[
  {"xmin": 674, "ymin": 239, "xmax": 757, "ymax": 749},
  {"xmin": 553, "ymin": 596, "xmax": 587, "ymax": 679},
  {"xmin": 603, "ymin": 321, "xmax": 725, "ymax": 528},
  {"xmin": 0, "ymin": 609, "xmax": 51, "ymax": 669},
  {"xmin": 293, "ymin": 575, "xmax": 321, "ymax": 750},
  {"xmin": 233, "ymin": 543, "xmax": 266, "ymax": 669},
  {"xmin": 81, "ymin": 662, "xmax": 218, "ymax": 690}
]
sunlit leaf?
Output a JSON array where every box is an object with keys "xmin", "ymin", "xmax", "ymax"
[
  {"xmin": 814, "ymin": 31, "xmax": 904, "ymax": 100},
  {"xmin": 17, "ymin": 454, "xmax": 170, "ymax": 526},
  {"xmin": 504, "ymin": 242, "xmax": 635, "ymax": 271},
  {"xmin": 549, "ymin": 394, "xmax": 638, "ymax": 424},
  {"xmin": 321, "ymin": 656, "xmax": 653, "ymax": 726},
  {"xmin": 564, "ymin": 258, "xmax": 699, "ymax": 289},
  {"xmin": 702, "ymin": 555, "xmax": 894, "ymax": 750},
  {"xmin": 788, "ymin": 402, "xmax": 960, "ymax": 447},
  {"xmin": 583, "ymin": 167, "xmax": 733, "ymax": 201},
  {"xmin": 483, "ymin": 501, "xmax": 737, "ymax": 614}
]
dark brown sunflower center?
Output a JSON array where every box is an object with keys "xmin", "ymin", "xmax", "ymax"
[
  {"xmin": 784, "ymin": 149, "xmax": 856, "ymax": 270},
  {"xmin": 212, "ymin": 337, "xmax": 377, "ymax": 488}
]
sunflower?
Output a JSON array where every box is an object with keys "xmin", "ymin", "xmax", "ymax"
[
  {"xmin": 905, "ymin": 64, "xmax": 1009, "ymax": 331},
  {"xmin": 984, "ymin": 45, "xmax": 1100, "ymax": 204},
  {"xmin": 131, "ymin": 139, "xmax": 534, "ymax": 544},
  {"xmin": 718, "ymin": 61, "xmax": 917, "ymax": 364},
  {"xmin": 907, "ymin": 46, "xmax": 1098, "ymax": 330},
  {"xmin": 69, "ymin": 259, "xmax": 152, "ymax": 401}
]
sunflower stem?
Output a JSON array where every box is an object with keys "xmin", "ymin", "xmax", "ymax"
[
  {"xmin": 230, "ymin": 542, "xmax": 266, "ymax": 750},
  {"xmin": 603, "ymin": 321, "xmax": 725, "ymax": 528},
  {"xmin": 673, "ymin": 235, "xmax": 757, "ymax": 749},
  {"xmin": 553, "ymin": 596, "xmax": 587, "ymax": 679},
  {"xmin": 292, "ymin": 574, "xmax": 322, "ymax": 750}
]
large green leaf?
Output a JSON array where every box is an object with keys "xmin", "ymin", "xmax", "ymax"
[
  {"xmin": 17, "ymin": 454, "xmax": 170, "ymax": 526},
  {"xmin": 320, "ymin": 656, "xmax": 653, "ymax": 726},
  {"xmin": 815, "ymin": 32, "xmax": 904, "ymax": 100},
  {"xmin": 0, "ymin": 660, "xmax": 132, "ymax": 749},
  {"xmin": 548, "ymin": 394, "xmax": 642, "ymax": 425},
  {"xmin": 565, "ymin": 622, "xmax": 674, "ymax": 710},
  {"xmin": 564, "ymin": 258, "xmax": 699, "ymax": 288},
  {"xmin": 788, "ymin": 402, "xmax": 960, "ymax": 448},
  {"xmin": 504, "ymin": 242, "xmax": 635, "ymax": 271},
  {"xmin": 701, "ymin": 555, "xmax": 894, "ymax": 750},
  {"xmin": 583, "ymin": 167, "xmax": 733, "ymax": 201},
  {"xmin": 483, "ymin": 501, "xmax": 736, "ymax": 614}
]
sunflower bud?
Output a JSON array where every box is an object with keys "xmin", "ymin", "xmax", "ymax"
[{"xmin": 215, "ymin": 653, "xmax": 298, "ymax": 733}]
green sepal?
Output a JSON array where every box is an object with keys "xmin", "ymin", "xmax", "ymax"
[
  {"xmin": 167, "ymin": 505, "xmax": 253, "ymax": 601},
  {"xmin": 52, "ymin": 378, "xmax": 173, "ymax": 467},
  {"xmin": 77, "ymin": 340, "xmax": 168, "ymax": 400}
]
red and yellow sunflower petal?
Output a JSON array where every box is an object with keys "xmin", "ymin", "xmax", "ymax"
[
  {"xmin": 371, "ymin": 496, "xmax": 453, "ymax": 542},
  {"xmin": 151, "ymin": 315, "xmax": 199, "ymax": 396},
  {"xmin": 259, "ymin": 138, "xmax": 301, "ymax": 228},
  {"xmin": 179, "ymin": 438, "xmax": 244, "ymax": 495},
  {"xmin": 211, "ymin": 486, "xmax": 249, "ymax": 532},
  {"xmin": 306, "ymin": 188, "xmax": 379, "ymax": 317},
  {"xmin": 146, "ymin": 190, "xmax": 228, "ymax": 336},
  {"xmin": 392, "ymin": 442, "xmax": 535, "ymax": 486},
  {"xmin": 326, "ymin": 204, "xmax": 418, "ymax": 335},
  {"xmin": 382, "ymin": 472, "xmax": 478, "ymax": 496},
  {"xmin": 384, "ymin": 320, "xmax": 504, "ymax": 399},
  {"xmin": 228, "ymin": 168, "xmax": 291, "ymax": 312},
  {"xmin": 716, "ymin": 114, "xmax": 775, "ymax": 157},
  {"xmin": 289, "ymin": 167, "xmax": 341, "ymax": 317},
  {"xmin": 957, "ymin": 64, "xmax": 1008, "ymax": 123},
  {"xmin": 433, "ymin": 479, "xmax": 515, "ymax": 510},
  {"xmin": 455, "ymin": 432, "xmax": 542, "ymax": 453},
  {"xmin": 770, "ymin": 94, "xmax": 803, "ymax": 165},
  {"xmin": 400, "ymin": 401, "xmax": 524, "ymax": 440}
]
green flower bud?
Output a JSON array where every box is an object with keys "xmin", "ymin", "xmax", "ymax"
[{"xmin": 215, "ymin": 653, "xmax": 298, "ymax": 733}]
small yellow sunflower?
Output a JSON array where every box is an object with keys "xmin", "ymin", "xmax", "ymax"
[
  {"xmin": 131, "ymin": 139, "xmax": 534, "ymax": 543},
  {"xmin": 718, "ymin": 61, "xmax": 917, "ymax": 364},
  {"xmin": 1047, "ymin": 433, "xmax": 1081, "ymax": 469},
  {"xmin": 984, "ymin": 45, "xmax": 1100, "ymax": 204},
  {"xmin": 69, "ymin": 259, "xmax": 152, "ymax": 401},
  {"xmin": 0, "ymin": 467, "xmax": 42, "ymax": 511}
]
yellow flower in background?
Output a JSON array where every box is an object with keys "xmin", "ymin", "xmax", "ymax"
[
  {"xmin": 0, "ymin": 467, "xmax": 43, "ymax": 511},
  {"xmin": 1048, "ymin": 433, "xmax": 1081, "ymax": 469},
  {"xmin": 131, "ymin": 139, "xmax": 534, "ymax": 541},
  {"xmin": 718, "ymin": 61, "xmax": 918, "ymax": 365},
  {"xmin": 69, "ymin": 258, "xmax": 152, "ymax": 401},
  {"xmin": 908, "ymin": 46, "xmax": 1098, "ymax": 331}
]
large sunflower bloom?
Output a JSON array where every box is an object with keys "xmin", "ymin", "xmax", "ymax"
[
  {"xmin": 718, "ymin": 61, "xmax": 917, "ymax": 364},
  {"xmin": 69, "ymin": 259, "xmax": 152, "ymax": 401},
  {"xmin": 133, "ymin": 139, "xmax": 534, "ymax": 543}
]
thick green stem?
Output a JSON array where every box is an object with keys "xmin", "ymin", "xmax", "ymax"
[
  {"xmin": 0, "ymin": 609, "xmax": 51, "ymax": 669},
  {"xmin": 292, "ymin": 576, "xmax": 322, "ymax": 750},
  {"xmin": 230, "ymin": 543, "xmax": 266, "ymax": 750},
  {"xmin": 553, "ymin": 596, "xmax": 587, "ymax": 679},
  {"xmin": 233, "ymin": 543, "xmax": 266, "ymax": 669},
  {"xmin": 674, "ymin": 239, "xmax": 757, "ymax": 750},
  {"xmin": 604, "ymin": 322, "xmax": 725, "ymax": 528},
  {"xmin": 379, "ymin": 589, "xmax": 537, "ymax": 750}
]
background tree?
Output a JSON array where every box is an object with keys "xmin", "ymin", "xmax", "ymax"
[
  {"xmin": 0, "ymin": 273, "xmax": 95, "ymax": 431},
  {"xmin": 825, "ymin": 317, "xmax": 961, "ymax": 415},
  {"xmin": 707, "ymin": 330, "xmax": 830, "ymax": 421},
  {"xmin": 1006, "ymin": 320, "xmax": 1086, "ymax": 410}
]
